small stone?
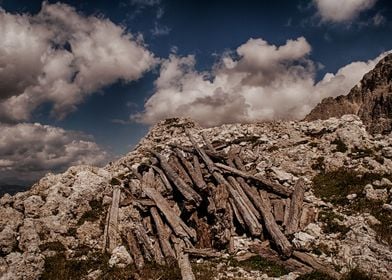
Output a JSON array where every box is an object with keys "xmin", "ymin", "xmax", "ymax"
[
  {"xmin": 380, "ymin": 178, "xmax": 392, "ymax": 187},
  {"xmin": 346, "ymin": 193, "xmax": 357, "ymax": 200},
  {"xmin": 382, "ymin": 204, "xmax": 392, "ymax": 212},
  {"xmin": 364, "ymin": 185, "xmax": 388, "ymax": 201},
  {"xmin": 109, "ymin": 246, "xmax": 133, "ymax": 268},
  {"xmin": 305, "ymin": 223, "xmax": 322, "ymax": 238}
]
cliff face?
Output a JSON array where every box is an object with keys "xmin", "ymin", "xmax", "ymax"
[
  {"xmin": 305, "ymin": 53, "xmax": 392, "ymax": 134},
  {"xmin": 1, "ymin": 116, "xmax": 392, "ymax": 280}
]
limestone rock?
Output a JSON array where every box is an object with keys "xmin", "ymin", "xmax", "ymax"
[{"xmin": 109, "ymin": 246, "xmax": 133, "ymax": 268}]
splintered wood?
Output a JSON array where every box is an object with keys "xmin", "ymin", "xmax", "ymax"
[{"xmin": 106, "ymin": 128, "xmax": 330, "ymax": 279}]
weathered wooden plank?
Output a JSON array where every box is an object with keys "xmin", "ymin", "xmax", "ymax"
[
  {"xmin": 126, "ymin": 230, "xmax": 145, "ymax": 269},
  {"xmin": 271, "ymin": 199, "xmax": 285, "ymax": 223},
  {"xmin": 169, "ymin": 155, "xmax": 193, "ymax": 186},
  {"xmin": 201, "ymin": 130, "xmax": 216, "ymax": 152},
  {"xmin": 173, "ymin": 238, "xmax": 196, "ymax": 280},
  {"xmin": 173, "ymin": 148, "xmax": 207, "ymax": 191},
  {"xmin": 149, "ymin": 165, "xmax": 173, "ymax": 193},
  {"xmin": 285, "ymin": 179, "xmax": 305, "ymax": 235},
  {"xmin": 150, "ymin": 207, "xmax": 176, "ymax": 259},
  {"xmin": 293, "ymin": 251, "xmax": 340, "ymax": 279},
  {"xmin": 215, "ymin": 162, "xmax": 292, "ymax": 197},
  {"xmin": 103, "ymin": 186, "xmax": 121, "ymax": 253},
  {"xmin": 143, "ymin": 187, "xmax": 196, "ymax": 241},
  {"xmin": 148, "ymin": 149, "xmax": 201, "ymax": 207},
  {"xmin": 184, "ymin": 248, "xmax": 222, "ymax": 258},
  {"xmin": 229, "ymin": 197, "xmax": 245, "ymax": 228}
]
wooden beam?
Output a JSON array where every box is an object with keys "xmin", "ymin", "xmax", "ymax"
[{"xmin": 285, "ymin": 179, "xmax": 305, "ymax": 235}]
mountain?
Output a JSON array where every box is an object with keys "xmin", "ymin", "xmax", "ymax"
[
  {"xmin": 305, "ymin": 53, "xmax": 392, "ymax": 135},
  {"xmin": 0, "ymin": 116, "xmax": 391, "ymax": 280}
]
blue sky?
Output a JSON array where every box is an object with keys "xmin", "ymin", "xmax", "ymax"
[{"xmin": 0, "ymin": 0, "xmax": 392, "ymax": 185}]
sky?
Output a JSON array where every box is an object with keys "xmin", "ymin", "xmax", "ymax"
[{"xmin": 1, "ymin": 0, "xmax": 392, "ymax": 186}]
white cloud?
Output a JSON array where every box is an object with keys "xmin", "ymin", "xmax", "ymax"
[
  {"xmin": 134, "ymin": 37, "xmax": 390, "ymax": 127},
  {"xmin": 313, "ymin": 0, "xmax": 377, "ymax": 23},
  {"xmin": 0, "ymin": 2, "xmax": 156, "ymax": 122},
  {"xmin": 0, "ymin": 122, "xmax": 109, "ymax": 185}
]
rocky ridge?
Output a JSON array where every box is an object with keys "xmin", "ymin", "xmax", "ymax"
[
  {"xmin": 0, "ymin": 115, "xmax": 391, "ymax": 280},
  {"xmin": 305, "ymin": 53, "xmax": 392, "ymax": 135}
]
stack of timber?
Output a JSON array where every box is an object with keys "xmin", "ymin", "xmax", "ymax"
[{"xmin": 103, "ymin": 127, "xmax": 339, "ymax": 280}]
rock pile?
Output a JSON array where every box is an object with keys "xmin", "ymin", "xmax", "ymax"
[{"xmin": 0, "ymin": 115, "xmax": 391, "ymax": 280}]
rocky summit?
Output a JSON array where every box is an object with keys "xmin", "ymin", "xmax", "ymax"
[
  {"xmin": 305, "ymin": 53, "xmax": 392, "ymax": 135},
  {"xmin": 1, "ymin": 115, "xmax": 392, "ymax": 280}
]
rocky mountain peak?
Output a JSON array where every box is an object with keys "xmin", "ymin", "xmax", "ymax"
[{"xmin": 305, "ymin": 53, "xmax": 392, "ymax": 135}]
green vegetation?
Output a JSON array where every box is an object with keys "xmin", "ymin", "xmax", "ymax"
[
  {"xmin": 311, "ymin": 156, "xmax": 325, "ymax": 171},
  {"xmin": 41, "ymin": 251, "xmax": 182, "ymax": 280},
  {"xmin": 297, "ymin": 267, "xmax": 379, "ymax": 280},
  {"xmin": 312, "ymin": 169, "xmax": 392, "ymax": 245},
  {"xmin": 312, "ymin": 170, "xmax": 387, "ymax": 205},
  {"xmin": 229, "ymin": 255, "xmax": 288, "ymax": 277}
]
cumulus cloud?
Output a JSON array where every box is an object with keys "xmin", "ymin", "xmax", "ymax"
[
  {"xmin": 0, "ymin": 123, "xmax": 109, "ymax": 185},
  {"xmin": 134, "ymin": 37, "xmax": 390, "ymax": 127},
  {"xmin": 0, "ymin": 2, "xmax": 156, "ymax": 122},
  {"xmin": 313, "ymin": 0, "xmax": 377, "ymax": 23}
]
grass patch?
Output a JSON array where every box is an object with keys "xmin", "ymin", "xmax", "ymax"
[
  {"xmin": 229, "ymin": 255, "xmax": 288, "ymax": 277},
  {"xmin": 312, "ymin": 170, "xmax": 387, "ymax": 205},
  {"xmin": 311, "ymin": 156, "xmax": 325, "ymax": 171},
  {"xmin": 331, "ymin": 138, "xmax": 348, "ymax": 153},
  {"xmin": 77, "ymin": 199, "xmax": 104, "ymax": 226},
  {"xmin": 313, "ymin": 170, "xmax": 392, "ymax": 245},
  {"xmin": 192, "ymin": 262, "xmax": 217, "ymax": 280},
  {"xmin": 343, "ymin": 267, "xmax": 379, "ymax": 280}
]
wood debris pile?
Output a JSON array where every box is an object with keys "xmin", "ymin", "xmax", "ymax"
[{"xmin": 103, "ymin": 128, "xmax": 339, "ymax": 279}]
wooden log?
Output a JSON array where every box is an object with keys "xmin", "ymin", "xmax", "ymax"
[
  {"xmin": 126, "ymin": 230, "xmax": 145, "ymax": 269},
  {"xmin": 190, "ymin": 213, "xmax": 212, "ymax": 249},
  {"xmin": 168, "ymin": 143, "xmax": 226, "ymax": 161},
  {"xmin": 229, "ymin": 197, "xmax": 245, "ymax": 228},
  {"xmin": 143, "ymin": 187, "xmax": 196, "ymax": 241},
  {"xmin": 149, "ymin": 165, "xmax": 173, "ymax": 193},
  {"xmin": 148, "ymin": 149, "xmax": 201, "ymax": 207},
  {"xmin": 184, "ymin": 248, "xmax": 222, "ymax": 258},
  {"xmin": 213, "ymin": 183, "xmax": 229, "ymax": 212},
  {"xmin": 215, "ymin": 162, "xmax": 292, "ymax": 197},
  {"xmin": 103, "ymin": 186, "xmax": 121, "ymax": 253},
  {"xmin": 237, "ymin": 179, "xmax": 292, "ymax": 257},
  {"xmin": 285, "ymin": 179, "xmax": 305, "ymax": 235},
  {"xmin": 184, "ymin": 129, "xmax": 216, "ymax": 173},
  {"xmin": 169, "ymin": 155, "xmax": 193, "ymax": 186},
  {"xmin": 250, "ymin": 242, "xmax": 312, "ymax": 274},
  {"xmin": 173, "ymin": 148, "xmax": 207, "ymax": 191},
  {"xmin": 133, "ymin": 223, "xmax": 154, "ymax": 262},
  {"xmin": 223, "ymin": 176, "xmax": 262, "ymax": 236},
  {"xmin": 271, "ymin": 199, "xmax": 285, "ymax": 223},
  {"xmin": 283, "ymin": 198, "xmax": 291, "ymax": 228},
  {"xmin": 293, "ymin": 251, "xmax": 340, "ymax": 279},
  {"xmin": 150, "ymin": 207, "xmax": 176, "ymax": 259},
  {"xmin": 226, "ymin": 202, "xmax": 236, "ymax": 254},
  {"xmin": 201, "ymin": 130, "xmax": 216, "ymax": 152},
  {"xmin": 230, "ymin": 177, "xmax": 261, "ymax": 220},
  {"xmin": 173, "ymin": 238, "xmax": 196, "ymax": 280}
]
